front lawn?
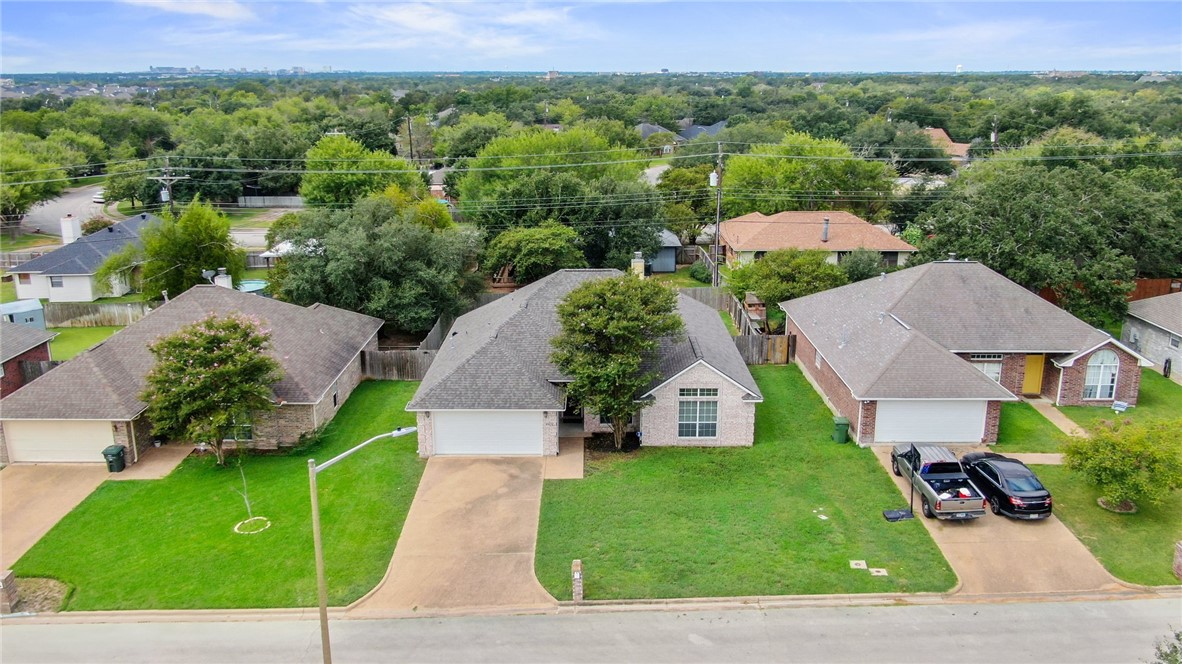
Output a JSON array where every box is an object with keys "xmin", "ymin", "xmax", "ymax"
[
  {"xmin": 992, "ymin": 402, "xmax": 1071, "ymax": 453},
  {"xmin": 49, "ymin": 326, "xmax": 125, "ymax": 360},
  {"xmin": 13, "ymin": 381, "xmax": 424, "ymax": 610},
  {"xmin": 1059, "ymin": 369, "xmax": 1182, "ymax": 431},
  {"xmin": 1033, "ymin": 465, "xmax": 1182, "ymax": 587},
  {"xmin": 535, "ymin": 364, "xmax": 956, "ymax": 600}
]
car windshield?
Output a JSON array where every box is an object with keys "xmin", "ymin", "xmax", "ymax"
[{"xmin": 1006, "ymin": 475, "xmax": 1045, "ymax": 492}]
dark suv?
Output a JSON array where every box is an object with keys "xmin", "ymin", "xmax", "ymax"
[{"xmin": 960, "ymin": 452, "xmax": 1052, "ymax": 520}]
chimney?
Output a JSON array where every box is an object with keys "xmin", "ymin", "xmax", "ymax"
[
  {"xmin": 213, "ymin": 267, "xmax": 234, "ymax": 289},
  {"xmin": 60, "ymin": 214, "xmax": 82, "ymax": 244},
  {"xmin": 821, "ymin": 216, "xmax": 830, "ymax": 243},
  {"xmin": 948, "ymin": 252, "xmax": 957, "ymax": 262},
  {"xmin": 630, "ymin": 251, "xmax": 646, "ymax": 279}
]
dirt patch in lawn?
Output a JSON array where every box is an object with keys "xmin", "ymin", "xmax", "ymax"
[{"xmin": 13, "ymin": 578, "xmax": 69, "ymax": 613}]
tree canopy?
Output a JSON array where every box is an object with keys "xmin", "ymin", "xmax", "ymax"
[
  {"xmin": 725, "ymin": 249, "xmax": 850, "ymax": 306},
  {"xmin": 299, "ymin": 134, "xmax": 421, "ymax": 208},
  {"xmin": 483, "ymin": 222, "xmax": 587, "ymax": 284}
]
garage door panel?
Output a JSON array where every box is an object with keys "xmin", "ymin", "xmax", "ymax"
[
  {"xmin": 433, "ymin": 411, "xmax": 543, "ymax": 456},
  {"xmin": 874, "ymin": 400, "xmax": 986, "ymax": 444},
  {"xmin": 5, "ymin": 420, "xmax": 115, "ymax": 463}
]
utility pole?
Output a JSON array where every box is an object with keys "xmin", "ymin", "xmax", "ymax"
[
  {"xmin": 710, "ymin": 141, "xmax": 723, "ymax": 288},
  {"xmin": 148, "ymin": 156, "xmax": 189, "ymax": 217},
  {"xmin": 990, "ymin": 116, "xmax": 1000, "ymax": 150},
  {"xmin": 405, "ymin": 114, "xmax": 415, "ymax": 163}
]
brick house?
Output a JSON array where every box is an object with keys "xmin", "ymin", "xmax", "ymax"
[
  {"xmin": 0, "ymin": 321, "xmax": 56, "ymax": 398},
  {"xmin": 719, "ymin": 211, "xmax": 916, "ymax": 267},
  {"xmin": 781, "ymin": 260, "xmax": 1150, "ymax": 446},
  {"xmin": 0, "ymin": 285, "xmax": 382, "ymax": 465},
  {"xmin": 1122, "ymin": 291, "xmax": 1181, "ymax": 385},
  {"xmin": 408, "ymin": 269, "xmax": 762, "ymax": 456}
]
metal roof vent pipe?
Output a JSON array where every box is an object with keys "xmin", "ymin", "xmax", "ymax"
[
  {"xmin": 821, "ymin": 216, "xmax": 830, "ymax": 242},
  {"xmin": 948, "ymin": 252, "xmax": 957, "ymax": 261},
  {"xmin": 880, "ymin": 272, "xmax": 887, "ymax": 281},
  {"xmin": 213, "ymin": 267, "xmax": 234, "ymax": 289}
]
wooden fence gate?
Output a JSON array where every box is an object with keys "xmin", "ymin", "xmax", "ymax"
[
  {"xmin": 733, "ymin": 335, "xmax": 792, "ymax": 365},
  {"xmin": 361, "ymin": 349, "xmax": 436, "ymax": 380}
]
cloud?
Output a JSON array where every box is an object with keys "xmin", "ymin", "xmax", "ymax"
[{"xmin": 120, "ymin": 0, "xmax": 256, "ymax": 21}]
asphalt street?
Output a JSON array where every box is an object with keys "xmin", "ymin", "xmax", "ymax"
[
  {"xmin": 2, "ymin": 598, "xmax": 1178, "ymax": 663},
  {"xmin": 21, "ymin": 185, "xmax": 105, "ymax": 235}
]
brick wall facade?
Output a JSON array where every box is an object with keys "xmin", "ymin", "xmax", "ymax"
[
  {"xmin": 638, "ymin": 362, "xmax": 755, "ymax": 447},
  {"xmin": 543, "ymin": 411, "xmax": 560, "ymax": 455},
  {"xmin": 1054, "ymin": 344, "xmax": 1142, "ymax": 407},
  {"xmin": 1124, "ymin": 318, "xmax": 1182, "ymax": 385},
  {"xmin": 110, "ymin": 416, "xmax": 154, "ymax": 464},
  {"xmin": 984, "ymin": 401, "xmax": 1001, "ymax": 444},
  {"xmin": 416, "ymin": 411, "xmax": 435, "ymax": 457},
  {"xmin": 857, "ymin": 401, "xmax": 877, "ymax": 445},
  {"xmin": 251, "ymin": 405, "xmax": 316, "ymax": 449},
  {"xmin": 1, "ymin": 343, "xmax": 50, "ymax": 398},
  {"xmin": 954, "ymin": 352, "xmax": 1028, "ymax": 396},
  {"xmin": 787, "ymin": 319, "xmax": 864, "ymax": 440},
  {"xmin": 310, "ymin": 350, "xmax": 365, "ymax": 431}
]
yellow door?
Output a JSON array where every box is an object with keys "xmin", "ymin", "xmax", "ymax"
[{"xmin": 1023, "ymin": 354, "xmax": 1045, "ymax": 395}]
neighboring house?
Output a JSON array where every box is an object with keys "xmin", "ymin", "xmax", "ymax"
[
  {"xmin": 407, "ymin": 269, "xmax": 762, "ymax": 456},
  {"xmin": 922, "ymin": 128, "xmax": 971, "ymax": 164},
  {"xmin": 652, "ymin": 229, "xmax": 681, "ymax": 274},
  {"xmin": 0, "ymin": 285, "xmax": 382, "ymax": 465},
  {"xmin": 781, "ymin": 260, "xmax": 1150, "ymax": 446},
  {"xmin": 720, "ymin": 211, "xmax": 917, "ymax": 267},
  {"xmin": 635, "ymin": 123, "xmax": 682, "ymax": 142},
  {"xmin": 678, "ymin": 120, "xmax": 727, "ymax": 141},
  {"xmin": 1, "ymin": 300, "xmax": 46, "ymax": 330},
  {"xmin": 0, "ymin": 321, "xmax": 55, "ymax": 398},
  {"xmin": 8, "ymin": 213, "xmax": 159, "ymax": 303},
  {"xmin": 1123, "ymin": 291, "xmax": 1182, "ymax": 385}
]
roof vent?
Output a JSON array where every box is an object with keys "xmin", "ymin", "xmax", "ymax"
[
  {"xmin": 141, "ymin": 213, "xmax": 147, "ymax": 220},
  {"xmin": 107, "ymin": 226, "xmax": 114, "ymax": 232},
  {"xmin": 879, "ymin": 272, "xmax": 886, "ymax": 281},
  {"xmin": 948, "ymin": 252, "xmax": 957, "ymax": 261},
  {"xmin": 821, "ymin": 216, "xmax": 830, "ymax": 242}
]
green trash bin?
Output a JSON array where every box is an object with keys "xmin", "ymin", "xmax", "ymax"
[
  {"xmin": 102, "ymin": 444, "xmax": 126, "ymax": 473},
  {"xmin": 832, "ymin": 416, "xmax": 850, "ymax": 443}
]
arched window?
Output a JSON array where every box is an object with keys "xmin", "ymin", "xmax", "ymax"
[{"xmin": 1083, "ymin": 350, "xmax": 1119, "ymax": 400}]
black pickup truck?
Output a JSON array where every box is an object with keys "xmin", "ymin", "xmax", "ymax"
[{"xmin": 891, "ymin": 445, "xmax": 987, "ymax": 520}]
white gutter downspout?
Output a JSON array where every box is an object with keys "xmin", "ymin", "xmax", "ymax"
[{"xmin": 1055, "ymin": 370, "xmax": 1064, "ymax": 407}]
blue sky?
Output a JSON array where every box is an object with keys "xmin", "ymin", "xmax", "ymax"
[{"xmin": 1, "ymin": 1, "xmax": 1179, "ymax": 74}]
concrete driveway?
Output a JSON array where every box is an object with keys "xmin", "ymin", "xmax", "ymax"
[
  {"xmin": 350, "ymin": 457, "xmax": 557, "ymax": 614},
  {"xmin": 872, "ymin": 447, "xmax": 1128, "ymax": 595},
  {"xmin": 1, "ymin": 464, "xmax": 109, "ymax": 569}
]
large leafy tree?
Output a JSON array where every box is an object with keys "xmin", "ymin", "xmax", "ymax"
[
  {"xmin": 723, "ymin": 132, "xmax": 896, "ymax": 221},
  {"xmin": 0, "ymin": 132, "xmax": 69, "ymax": 224},
  {"xmin": 273, "ymin": 197, "xmax": 482, "ymax": 332},
  {"xmin": 434, "ymin": 112, "xmax": 512, "ymax": 164},
  {"xmin": 725, "ymin": 249, "xmax": 850, "ymax": 305},
  {"xmin": 1064, "ymin": 419, "xmax": 1182, "ymax": 511},
  {"xmin": 103, "ymin": 159, "xmax": 158, "ymax": 209},
  {"xmin": 551, "ymin": 275, "xmax": 684, "ymax": 450},
  {"xmin": 484, "ymin": 222, "xmax": 587, "ymax": 284},
  {"xmin": 141, "ymin": 314, "xmax": 283, "ymax": 466},
  {"xmin": 299, "ymin": 134, "xmax": 420, "ymax": 208}
]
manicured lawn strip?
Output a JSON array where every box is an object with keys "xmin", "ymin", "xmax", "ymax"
[
  {"xmin": 14, "ymin": 381, "xmax": 424, "ymax": 610},
  {"xmin": 1032, "ymin": 465, "xmax": 1182, "ymax": 587},
  {"xmin": 49, "ymin": 326, "xmax": 125, "ymax": 360},
  {"xmin": 535, "ymin": 364, "xmax": 956, "ymax": 600},
  {"xmin": 1059, "ymin": 369, "xmax": 1182, "ymax": 431},
  {"xmin": 0, "ymin": 233, "xmax": 59, "ymax": 252},
  {"xmin": 719, "ymin": 310, "xmax": 738, "ymax": 336},
  {"xmin": 1, "ymin": 275, "xmax": 15, "ymax": 304},
  {"xmin": 243, "ymin": 267, "xmax": 271, "ymax": 281},
  {"xmin": 651, "ymin": 265, "xmax": 705, "ymax": 289},
  {"xmin": 992, "ymin": 401, "xmax": 1071, "ymax": 453}
]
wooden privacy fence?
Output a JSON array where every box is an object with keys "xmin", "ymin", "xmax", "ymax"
[
  {"xmin": 44, "ymin": 301, "xmax": 151, "ymax": 327},
  {"xmin": 679, "ymin": 286, "xmax": 731, "ymax": 311},
  {"xmin": 1039, "ymin": 277, "xmax": 1182, "ymax": 306},
  {"xmin": 733, "ymin": 335, "xmax": 793, "ymax": 365},
  {"xmin": 675, "ymin": 245, "xmax": 701, "ymax": 265},
  {"xmin": 1, "ymin": 251, "xmax": 48, "ymax": 269},
  {"xmin": 361, "ymin": 349, "xmax": 436, "ymax": 380}
]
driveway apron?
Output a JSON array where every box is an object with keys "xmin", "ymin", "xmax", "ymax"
[
  {"xmin": 872, "ymin": 448, "xmax": 1128, "ymax": 595},
  {"xmin": 350, "ymin": 457, "xmax": 557, "ymax": 613},
  {"xmin": 1, "ymin": 464, "xmax": 109, "ymax": 569}
]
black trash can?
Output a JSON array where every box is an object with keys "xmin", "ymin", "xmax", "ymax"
[{"xmin": 102, "ymin": 444, "xmax": 126, "ymax": 472}]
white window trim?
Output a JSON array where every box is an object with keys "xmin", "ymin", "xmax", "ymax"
[
  {"xmin": 678, "ymin": 388, "xmax": 719, "ymax": 439},
  {"xmin": 49, "ymin": 276, "xmax": 64, "ymax": 288},
  {"xmin": 1082, "ymin": 350, "xmax": 1119, "ymax": 401},
  {"xmin": 1171, "ymin": 336, "xmax": 1180, "ymax": 349}
]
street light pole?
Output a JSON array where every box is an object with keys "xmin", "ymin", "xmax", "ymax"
[{"xmin": 307, "ymin": 427, "xmax": 418, "ymax": 664}]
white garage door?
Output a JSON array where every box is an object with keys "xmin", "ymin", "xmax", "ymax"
[
  {"xmin": 432, "ymin": 411, "xmax": 544, "ymax": 456},
  {"xmin": 874, "ymin": 400, "xmax": 987, "ymax": 444},
  {"xmin": 5, "ymin": 420, "xmax": 115, "ymax": 463}
]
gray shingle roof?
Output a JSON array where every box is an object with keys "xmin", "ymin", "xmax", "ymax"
[
  {"xmin": 9, "ymin": 214, "xmax": 160, "ymax": 276},
  {"xmin": 659, "ymin": 229, "xmax": 682, "ymax": 248},
  {"xmin": 635, "ymin": 123, "xmax": 675, "ymax": 140},
  {"xmin": 0, "ymin": 286, "xmax": 382, "ymax": 420},
  {"xmin": 0, "ymin": 321, "xmax": 56, "ymax": 363},
  {"xmin": 1128, "ymin": 291, "xmax": 1182, "ymax": 338},
  {"xmin": 408, "ymin": 270, "xmax": 760, "ymax": 411},
  {"xmin": 779, "ymin": 261, "xmax": 1116, "ymax": 400},
  {"xmin": 678, "ymin": 120, "xmax": 727, "ymax": 141}
]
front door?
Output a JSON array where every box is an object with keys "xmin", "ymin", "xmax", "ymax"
[{"xmin": 1023, "ymin": 354, "xmax": 1045, "ymax": 395}]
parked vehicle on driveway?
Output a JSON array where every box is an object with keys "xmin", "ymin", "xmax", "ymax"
[
  {"xmin": 891, "ymin": 445, "xmax": 987, "ymax": 520},
  {"xmin": 961, "ymin": 452, "xmax": 1053, "ymax": 520},
  {"xmin": 92, "ymin": 189, "xmax": 105, "ymax": 204}
]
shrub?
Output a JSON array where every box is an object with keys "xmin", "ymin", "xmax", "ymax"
[
  {"xmin": 1063, "ymin": 419, "xmax": 1182, "ymax": 510},
  {"xmin": 688, "ymin": 260, "xmax": 712, "ymax": 284},
  {"xmin": 82, "ymin": 216, "xmax": 113, "ymax": 235}
]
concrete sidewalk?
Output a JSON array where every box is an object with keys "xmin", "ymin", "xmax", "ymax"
[
  {"xmin": 543, "ymin": 438, "xmax": 584, "ymax": 479},
  {"xmin": 108, "ymin": 445, "xmax": 193, "ymax": 481},
  {"xmin": 1026, "ymin": 397, "xmax": 1090, "ymax": 438},
  {"xmin": 349, "ymin": 457, "xmax": 557, "ymax": 614}
]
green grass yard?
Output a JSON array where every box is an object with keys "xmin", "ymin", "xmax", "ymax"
[
  {"xmin": 243, "ymin": 267, "xmax": 271, "ymax": 281},
  {"xmin": 49, "ymin": 326, "xmax": 124, "ymax": 360},
  {"xmin": 535, "ymin": 364, "xmax": 957, "ymax": 600},
  {"xmin": 719, "ymin": 310, "xmax": 739, "ymax": 336},
  {"xmin": 651, "ymin": 265, "xmax": 706, "ymax": 289},
  {"xmin": 1, "ymin": 275, "xmax": 15, "ymax": 304},
  {"xmin": 1033, "ymin": 465, "xmax": 1182, "ymax": 587},
  {"xmin": 1059, "ymin": 369, "xmax": 1182, "ymax": 431},
  {"xmin": 992, "ymin": 402, "xmax": 1071, "ymax": 453},
  {"xmin": 0, "ymin": 233, "xmax": 59, "ymax": 252},
  {"xmin": 13, "ymin": 381, "xmax": 424, "ymax": 610}
]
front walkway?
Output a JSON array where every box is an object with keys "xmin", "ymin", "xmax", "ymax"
[
  {"xmin": 1, "ymin": 464, "xmax": 109, "ymax": 569},
  {"xmin": 872, "ymin": 448, "xmax": 1126, "ymax": 595},
  {"xmin": 1025, "ymin": 397, "xmax": 1090, "ymax": 438},
  {"xmin": 349, "ymin": 457, "xmax": 557, "ymax": 614},
  {"xmin": 108, "ymin": 444, "xmax": 193, "ymax": 481}
]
